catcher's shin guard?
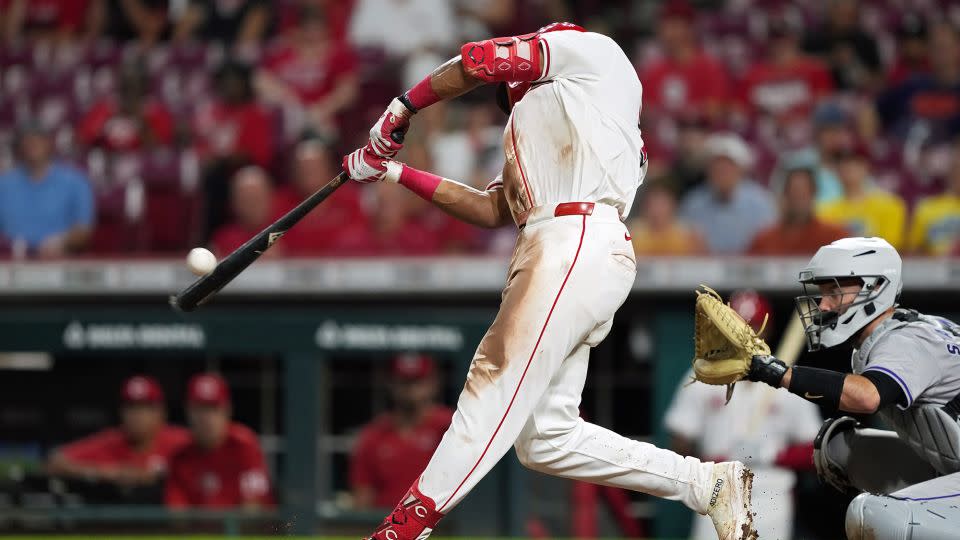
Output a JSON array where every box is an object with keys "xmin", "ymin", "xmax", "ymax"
[{"xmin": 366, "ymin": 486, "xmax": 443, "ymax": 540}]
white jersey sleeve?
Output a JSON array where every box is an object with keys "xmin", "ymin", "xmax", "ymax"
[{"xmin": 538, "ymin": 30, "xmax": 609, "ymax": 82}]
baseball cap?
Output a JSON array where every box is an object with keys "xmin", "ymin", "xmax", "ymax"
[
  {"xmin": 187, "ymin": 373, "xmax": 231, "ymax": 406},
  {"xmin": 813, "ymin": 101, "xmax": 851, "ymax": 128},
  {"xmin": 705, "ymin": 132, "xmax": 754, "ymax": 169},
  {"xmin": 121, "ymin": 375, "xmax": 164, "ymax": 404},
  {"xmin": 729, "ymin": 290, "xmax": 773, "ymax": 334},
  {"xmin": 391, "ymin": 354, "xmax": 436, "ymax": 380}
]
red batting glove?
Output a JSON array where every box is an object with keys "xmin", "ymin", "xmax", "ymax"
[
  {"xmin": 368, "ymin": 98, "xmax": 414, "ymax": 157},
  {"xmin": 342, "ymin": 145, "xmax": 402, "ymax": 184}
]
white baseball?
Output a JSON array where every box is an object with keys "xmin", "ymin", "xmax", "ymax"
[{"xmin": 186, "ymin": 248, "xmax": 217, "ymax": 276}]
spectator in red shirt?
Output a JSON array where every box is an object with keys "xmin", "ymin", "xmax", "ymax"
[
  {"xmin": 739, "ymin": 16, "xmax": 834, "ymax": 122},
  {"xmin": 77, "ymin": 62, "xmax": 174, "ymax": 152},
  {"xmin": 47, "ymin": 375, "xmax": 190, "ymax": 488},
  {"xmin": 257, "ymin": 4, "xmax": 358, "ymax": 139},
  {"xmin": 0, "ymin": 0, "xmax": 93, "ymax": 43},
  {"xmin": 194, "ymin": 62, "xmax": 274, "ymax": 169},
  {"xmin": 886, "ymin": 13, "xmax": 930, "ymax": 86},
  {"xmin": 165, "ymin": 373, "xmax": 274, "ymax": 509},
  {"xmin": 278, "ymin": 0, "xmax": 356, "ymax": 44},
  {"xmin": 274, "ymin": 139, "xmax": 370, "ymax": 256},
  {"xmin": 349, "ymin": 354, "xmax": 453, "ymax": 509},
  {"xmin": 210, "ymin": 166, "xmax": 281, "ymax": 257},
  {"xmin": 748, "ymin": 165, "xmax": 848, "ymax": 255},
  {"xmin": 193, "ymin": 61, "xmax": 274, "ymax": 240},
  {"xmin": 638, "ymin": 0, "xmax": 731, "ymax": 121}
]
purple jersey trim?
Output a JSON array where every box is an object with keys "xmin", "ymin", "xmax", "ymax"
[{"xmin": 863, "ymin": 366, "xmax": 914, "ymax": 406}]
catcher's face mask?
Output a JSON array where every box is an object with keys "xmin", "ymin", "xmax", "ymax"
[{"xmin": 795, "ymin": 275, "xmax": 888, "ymax": 351}]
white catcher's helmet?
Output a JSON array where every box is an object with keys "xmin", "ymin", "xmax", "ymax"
[{"xmin": 796, "ymin": 237, "xmax": 903, "ymax": 350}]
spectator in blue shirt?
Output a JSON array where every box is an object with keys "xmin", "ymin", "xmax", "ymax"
[
  {"xmin": 0, "ymin": 125, "xmax": 95, "ymax": 257},
  {"xmin": 680, "ymin": 133, "xmax": 777, "ymax": 254}
]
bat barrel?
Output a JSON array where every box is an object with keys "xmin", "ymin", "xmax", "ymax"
[{"xmin": 170, "ymin": 171, "xmax": 348, "ymax": 312}]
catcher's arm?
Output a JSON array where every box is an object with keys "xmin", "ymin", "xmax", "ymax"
[{"xmin": 748, "ymin": 357, "xmax": 906, "ymax": 416}]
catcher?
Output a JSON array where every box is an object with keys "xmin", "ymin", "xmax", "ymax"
[{"xmin": 693, "ymin": 237, "xmax": 960, "ymax": 540}]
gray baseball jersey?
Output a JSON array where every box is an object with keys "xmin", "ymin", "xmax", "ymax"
[
  {"xmin": 852, "ymin": 309, "xmax": 960, "ymax": 475},
  {"xmin": 852, "ymin": 310, "xmax": 960, "ymax": 409}
]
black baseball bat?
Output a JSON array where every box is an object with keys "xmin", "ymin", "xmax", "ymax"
[
  {"xmin": 170, "ymin": 132, "xmax": 406, "ymax": 312},
  {"xmin": 169, "ymin": 170, "xmax": 348, "ymax": 311}
]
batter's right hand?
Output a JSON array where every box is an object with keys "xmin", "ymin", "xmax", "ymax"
[
  {"xmin": 342, "ymin": 145, "xmax": 402, "ymax": 184},
  {"xmin": 368, "ymin": 97, "xmax": 414, "ymax": 157}
]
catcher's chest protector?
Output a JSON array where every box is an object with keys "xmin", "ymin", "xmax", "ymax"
[{"xmin": 881, "ymin": 405, "xmax": 960, "ymax": 475}]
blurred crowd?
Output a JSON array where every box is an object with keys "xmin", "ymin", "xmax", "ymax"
[{"xmin": 0, "ymin": 0, "xmax": 959, "ymax": 259}]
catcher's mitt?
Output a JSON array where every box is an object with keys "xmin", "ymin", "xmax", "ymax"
[{"xmin": 692, "ymin": 285, "xmax": 771, "ymax": 400}]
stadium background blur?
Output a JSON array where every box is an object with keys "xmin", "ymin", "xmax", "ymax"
[{"xmin": 1, "ymin": 0, "xmax": 960, "ymax": 538}]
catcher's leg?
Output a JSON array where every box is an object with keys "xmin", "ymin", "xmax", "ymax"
[
  {"xmin": 364, "ymin": 216, "xmax": 633, "ymax": 540},
  {"xmin": 845, "ymin": 472, "xmax": 960, "ymax": 540}
]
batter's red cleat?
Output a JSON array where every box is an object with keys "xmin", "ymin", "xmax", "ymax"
[{"xmin": 365, "ymin": 487, "xmax": 443, "ymax": 540}]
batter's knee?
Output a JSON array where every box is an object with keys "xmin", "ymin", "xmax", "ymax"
[{"xmin": 514, "ymin": 421, "xmax": 579, "ymax": 472}]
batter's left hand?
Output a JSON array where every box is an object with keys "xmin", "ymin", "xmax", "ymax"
[
  {"xmin": 368, "ymin": 97, "xmax": 414, "ymax": 157},
  {"xmin": 342, "ymin": 145, "xmax": 402, "ymax": 184}
]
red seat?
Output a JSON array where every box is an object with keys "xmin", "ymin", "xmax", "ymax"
[{"xmin": 90, "ymin": 184, "xmax": 139, "ymax": 254}]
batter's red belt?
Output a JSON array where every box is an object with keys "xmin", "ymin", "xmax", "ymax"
[{"xmin": 517, "ymin": 202, "xmax": 622, "ymax": 229}]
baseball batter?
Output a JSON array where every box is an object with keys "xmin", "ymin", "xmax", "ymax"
[
  {"xmin": 744, "ymin": 237, "xmax": 960, "ymax": 539},
  {"xmin": 341, "ymin": 23, "xmax": 756, "ymax": 540}
]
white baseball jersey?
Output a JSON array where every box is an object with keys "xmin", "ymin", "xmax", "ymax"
[
  {"xmin": 493, "ymin": 30, "xmax": 646, "ymax": 222},
  {"xmin": 404, "ymin": 29, "xmax": 728, "ymax": 530}
]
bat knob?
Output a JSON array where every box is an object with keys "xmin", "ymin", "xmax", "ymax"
[{"xmin": 390, "ymin": 130, "xmax": 405, "ymax": 144}]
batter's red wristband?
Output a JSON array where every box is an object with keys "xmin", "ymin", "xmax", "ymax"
[
  {"xmin": 398, "ymin": 165, "xmax": 442, "ymax": 201},
  {"xmin": 405, "ymin": 75, "xmax": 441, "ymax": 111}
]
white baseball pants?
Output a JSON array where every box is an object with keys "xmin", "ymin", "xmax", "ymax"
[{"xmin": 415, "ymin": 203, "xmax": 714, "ymax": 515}]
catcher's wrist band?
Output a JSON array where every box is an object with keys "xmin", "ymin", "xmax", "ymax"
[
  {"xmin": 398, "ymin": 165, "xmax": 442, "ymax": 201},
  {"xmin": 789, "ymin": 366, "xmax": 845, "ymax": 414}
]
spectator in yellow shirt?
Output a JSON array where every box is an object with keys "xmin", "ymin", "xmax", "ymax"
[
  {"xmin": 628, "ymin": 181, "xmax": 706, "ymax": 256},
  {"xmin": 817, "ymin": 144, "xmax": 907, "ymax": 248},
  {"xmin": 908, "ymin": 151, "xmax": 960, "ymax": 255}
]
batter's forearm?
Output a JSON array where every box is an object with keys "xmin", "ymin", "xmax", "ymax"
[
  {"xmin": 387, "ymin": 163, "xmax": 510, "ymax": 229},
  {"xmin": 401, "ymin": 58, "xmax": 483, "ymax": 112},
  {"xmin": 429, "ymin": 58, "xmax": 484, "ymax": 101},
  {"xmin": 432, "ymin": 178, "xmax": 511, "ymax": 229}
]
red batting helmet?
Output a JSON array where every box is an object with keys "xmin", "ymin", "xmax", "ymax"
[
  {"xmin": 729, "ymin": 289, "xmax": 773, "ymax": 336},
  {"xmin": 496, "ymin": 22, "xmax": 586, "ymax": 114}
]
